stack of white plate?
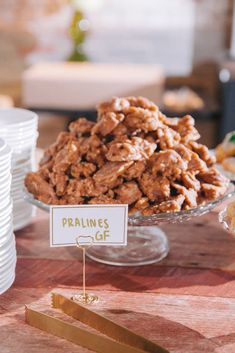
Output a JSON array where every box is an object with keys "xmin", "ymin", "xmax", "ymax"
[
  {"xmin": 0, "ymin": 108, "xmax": 38, "ymax": 231},
  {"xmin": 0, "ymin": 138, "xmax": 16, "ymax": 294}
]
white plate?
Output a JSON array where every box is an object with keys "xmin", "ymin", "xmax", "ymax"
[
  {"xmin": 5, "ymin": 132, "xmax": 38, "ymax": 142},
  {"xmin": 0, "ymin": 123, "xmax": 38, "ymax": 135},
  {"xmin": 12, "ymin": 151, "xmax": 35, "ymax": 164},
  {"xmin": 13, "ymin": 161, "xmax": 32, "ymax": 170},
  {"xmin": 0, "ymin": 171, "xmax": 11, "ymax": 181},
  {"xmin": 0, "ymin": 172, "xmax": 11, "ymax": 184},
  {"xmin": 12, "ymin": 170, "xmax": 27, "ymax": 178},
  {"xmin": 0, "ymin": 197, "xmax": 11, "ymax": 211},
  {"xmin": 0, "ymin": 138, "xmax": 6, "ymax": 152},
  {"xmin": 0, "ymin": 201, "xmax": 12, "ymax": 219},
  {"xmin": 0, "ymin": 245, "xmax": 15, "ymax": 265},
  {"xmin": 0, "ymin": 162, "xmax": 11, "ymax": 172},
  {"xmin": 0, "ymin": 191, "xmax": 11, "ymax": 205},
  {"xmin": 6, "ymin": 136, "xmax": 38, "ymax": 149},
  {"xmin": 0, "ymin": 160, "xmax": 11, "ymax": 171},
  {"xmin": 0, "ymin": 219, "xmax": 13, "ymax": 237},
  {"xmin": 0, "ymin": 269, "xmax": 15, "ymax": 285},
  {"xmin": 0, "ymin": 248, "xmax": 15, "ymax": 267},
  {"xmin": 0, "ymin": 173, "xmax": 11, "ymax": 185},
  {"xmin": 0, "ymin": 250, "xmax": 16, "ymax": 269},
  {"xmin": 0, "ymin": 268, "xmax": 15, "ymax": 284},
  {"xmin": 0, "ymin": 229, "xmax": 13, "ymax": 247},
  {"xmin": 0, "ymin": 272, "xmax": 15, "ymax": 295},
  {"xmin": 0, "ymin": 231, "xmax": 14, "ymax": 250},
  {"xmin": 0, "ymin": 158, "xmax": 11, "ymax": 167},
  {"xmin": 0, "ymin": 247, "xmax": 16, "ymax": 266},
  {"xmin": 4, "ymin": 127, "xmax": 38, "ymax": 137},
  {"xmin": 0, "ymin": 124, "xmax": 37, "ymax": 135},
  {"xmin": 0, "ymin": 108, "xmax": 38, "ymax": 127},
  {"xmin": 0, "ymin": 185, "xmax": 11, "ymax": 198},
  {"xmin": 0, "ymin": 183, "xmax": 11, "ymax": 193},
  {"xmin": 0, "ymin": 256, "xmax": 16, "ymax": 276},
  {"xmin": 0, "ymin": 271, "xmax": 15, "ymax": 289},
  {"xmin": 0, "ymin": 144, "xmax": 11, "ymax": 161},
  {"xmin": 11, "ymin": 178, "xmax": 25, "ymax": 187}
]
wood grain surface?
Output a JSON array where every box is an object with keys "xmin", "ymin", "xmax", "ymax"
[{"xmin": 1, "ymin": 208, "xmax": 235, "ymax": 353}]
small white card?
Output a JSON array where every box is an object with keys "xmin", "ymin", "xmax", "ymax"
[{"xmin": 50, "ymin": 204, "xmax": 128, "ymax": 247}]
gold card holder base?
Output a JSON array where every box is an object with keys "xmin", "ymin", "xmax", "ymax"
[{"xmin": 72, "ymin": 293, "xmax": 99, "ymax": 305}]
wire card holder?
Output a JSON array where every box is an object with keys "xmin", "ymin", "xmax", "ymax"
[{"xmin": 71, "ymin": 235, "xmax": 99, "ymax": 305}]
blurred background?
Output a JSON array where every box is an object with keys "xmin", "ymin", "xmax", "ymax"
[{"xmin": 0, "ymin": 0, "xmax": 235, "ymax": 148}]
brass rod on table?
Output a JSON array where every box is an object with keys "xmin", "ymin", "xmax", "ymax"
[{"xmin": 82, "ymin": 247, "xmax": 86, "ymax": 299}]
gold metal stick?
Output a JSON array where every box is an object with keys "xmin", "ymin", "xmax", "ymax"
[
  {"xmin": 72, "ymin": 235, "xmax": 98, "ymax": 304},
  {"xmin": 82, "ymin": 247, "xmax": 86, "ymax": 299}
]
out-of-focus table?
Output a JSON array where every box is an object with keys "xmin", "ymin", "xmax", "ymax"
[{"xmin": 1, "ymin": 208, "xmax": 235, "ymax": 353}]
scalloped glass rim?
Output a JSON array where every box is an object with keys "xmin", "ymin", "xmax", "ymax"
[
  {"xmin": 218, "ymin": 207, "xmax": 235, "ymax": 237},
  {"xmin": 216, "ymin": 163, "xmax": 235, "ymax": 182},
  {"xmin": 23, "ymin": 182, "xmax": 235, "ymax": 226}
]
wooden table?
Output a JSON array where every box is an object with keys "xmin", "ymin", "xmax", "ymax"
[{"xmin": 1, "ymin": 208, "xmax": 235, "ymax": 353}]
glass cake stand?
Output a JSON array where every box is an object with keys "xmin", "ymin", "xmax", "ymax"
[
  {"xmin": 24, "ymin": 183, "xmax": 235, "ymax": 266},
  {"xmin": 219, "ymin": 205, "xmax": 235, "ymax": 237}
]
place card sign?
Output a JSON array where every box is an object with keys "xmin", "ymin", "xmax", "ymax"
[{"xmin": 50, "ymin": 205, "xmax": 128, "ymax": 247}]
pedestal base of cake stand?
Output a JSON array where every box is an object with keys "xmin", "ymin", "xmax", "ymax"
[{"xmin": 86, "ymin": 226, "xmax": 169, "ymax": 266}]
